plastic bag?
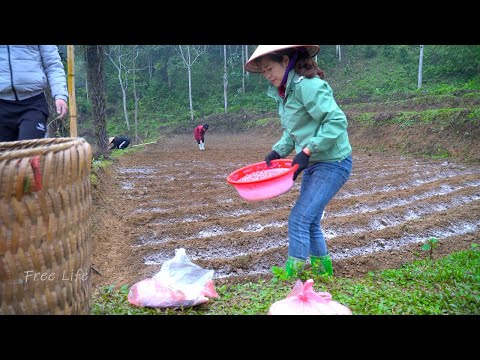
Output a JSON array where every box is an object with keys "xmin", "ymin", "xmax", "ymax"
[
  {"xmin": 128, "ymin": 248, "xmax": 218, "ymax": 308},
  {"xmin": 268, "ymin": 279, "xmax": 352, "ymax": 315}
]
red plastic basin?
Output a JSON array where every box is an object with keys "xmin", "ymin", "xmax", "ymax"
[{"xmin": 227, "ymin": 159, "xmax": 298, "ymax": 201}]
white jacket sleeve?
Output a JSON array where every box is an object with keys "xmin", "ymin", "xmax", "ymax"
[{"xmin": 39, "ymin": 45, "xmax": 68, "ymax": 102}]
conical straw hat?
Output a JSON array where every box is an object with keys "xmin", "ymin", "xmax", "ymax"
[{"xmin": 245, "ymin": 45, "xmax": 320, "ymax": 73}]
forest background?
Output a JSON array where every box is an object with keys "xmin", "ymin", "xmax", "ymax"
[{"xmin": 49, "ymin": 45, "xmax": 480, "ymax": 155}]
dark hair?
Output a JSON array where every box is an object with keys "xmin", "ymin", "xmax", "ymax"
[
  {"xmin": 261, "ymin": 48, "xmax": 325, "ymax": 79},
  {"xmin": 203, "ymin": 123, "xmax": 209, "ymax": 130}
]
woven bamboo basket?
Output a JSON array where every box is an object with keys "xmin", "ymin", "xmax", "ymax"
[{"xmin": 0, "ymin": 138, "xmax": 92, "ymax": 314}]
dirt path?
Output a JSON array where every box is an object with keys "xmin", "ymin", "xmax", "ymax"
[{"xmin": 91, "ymin": 132, "xmax": 480, "ymax": 289}]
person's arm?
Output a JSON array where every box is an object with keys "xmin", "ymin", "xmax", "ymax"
[
  {"xmin": 272, "ymin": 130, "xmax": 296, "ymax": 157},
  {"xmin": 39, "ymin": 45, "xmax": 68, "ymax": 119},
  {"xmin": 299, "ymin": 79, "xmax": 348, "ymax": 156}
]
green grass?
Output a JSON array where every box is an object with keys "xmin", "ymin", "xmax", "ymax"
[
  {"xmin": 90, "ymin": 244, "xmax": 480, "ymax": 315},
  {"xmin": 351, "ymin": 107, "xmax": 473, "ymax": 128}
]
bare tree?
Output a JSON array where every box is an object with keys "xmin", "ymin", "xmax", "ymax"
[
  {"xmin": 85, "ymin": 45, "xmax": 108, "ymax": 157},
  {"xmin": 418, "ymin": 45, "xmax": 424, "ymax": 89},
  {"xmin": 147, "ymin": 51, "xmax": 153, "ymax": 79},
  {"xmin": 245, "ymin": 45, "xmax": 249, "ymax": 78},
  {"xmin": 176, "ymin": 45, "xmax": 206, "ymax": 122},
  {"xmin": 106, "ymin": 45, "xmax": 135, "ymax": 130},
  {"xmin": 241, "ymin": 45, "xmax": 245, "ymax": 93},
  {"xmin": 131, "ymin": 46, "xmax": 144, "ymax": 144},
  {"xmin": 224, "ymin": 45, "xmax": 228, "ymax": 113}
]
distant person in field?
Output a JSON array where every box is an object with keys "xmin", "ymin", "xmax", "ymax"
[
  {"xmin": 194, "ymin": 123, "xmax": 209, "ymax": 151},
  {"xmin": 109, "ymin": 136, "xmax": 130, "ymax": 150},
  {"xmin": 244, "ymin": 45, "xmax": 353, "ymax": 278}
]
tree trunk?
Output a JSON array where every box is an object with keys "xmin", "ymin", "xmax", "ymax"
[
  {"xmin": 241, "ymin": 44, "xmax": 245, "ymax": 93},
  {"xmin": 187, "ymin": 47, "xmax": 194, "ymax": 121},
  {"xmin": 418, "ymin": 45, "xmax": 424, "ymax": 89},
  {"xmin": 85, "ymin": 45, "xmax": 108, "ymax": 157},
  {"xmin": 132, "ymin": 46, "xmax": 140, "ymax": 144},
  {"xmin": 245, "ymin": 45, "xmax": 249, "ymax": 78},
  {"xmin": 107, "ymin": 46, "xmax": 131, "ymax": 130},
  {"xmin": 176, "ymin": 45, "xmax": 206, "ymax": 122},
  {"xmin": 121, "ymin": 80, "xmax": 129, "ymax": 129},
  {"xmin": 224, "ymin": 45, "xmax": 228, "ymax": 113},
  {"xmin": 148, "ymin": 52, "xmax": 153, "ymax": 79}
]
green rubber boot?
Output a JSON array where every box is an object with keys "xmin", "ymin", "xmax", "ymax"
[
  {"xmin": 310, "ymin": 253, "xmax": 333, "ymax": 276},
  {"xmin": 285, "ymin": 256, "xmax": 306, "ymax": 278}
]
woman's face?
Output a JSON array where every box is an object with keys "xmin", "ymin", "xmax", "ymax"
[{"xmin": 259, "ymin": 55, "xmax": 289, "ymax": 88}]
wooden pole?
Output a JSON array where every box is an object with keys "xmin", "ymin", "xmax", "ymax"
[{"xmin": 67, "ymin": 45, "xmax": 78, "ymax": 137}]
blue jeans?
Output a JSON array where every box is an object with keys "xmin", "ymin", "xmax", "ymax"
[{"xmin": 288, "ymin": 155, "xmax": 353, "ymax": 260}]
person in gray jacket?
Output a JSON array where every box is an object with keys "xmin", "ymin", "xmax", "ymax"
[{"xmin": 0, "ymin": 45, "xmax": 68, "ymax": 141}]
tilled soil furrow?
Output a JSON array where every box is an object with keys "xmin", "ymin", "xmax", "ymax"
[
  {"xmin": 135, "ymin": 201, "xmax": 480, "ymax": 281},
  {"xmin": 203, "ymin": 221, "xmax": 480, "ymax": 281},
  {"xmin": 330, "ymin": 179, "xmax": 480, "ymax": 215},
  {"xmin": 130, "ymin": 181, "xmax": 479, "ymax": 238},
  {"xmin": 92, "ymin": 133, "xmax": 480, "ymax": 288},
  {"xmin": 118, "ymin": 166, "xmax": 479, "ymax": 215}
]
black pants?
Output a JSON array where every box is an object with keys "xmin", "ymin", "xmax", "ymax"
[
  {"xmin": 111, "ymin": 138, "xmax": 131, "ymax": 149},
  {"xmin": 0, "ymin": 93, "xmax": 49, "ymax": 141}
]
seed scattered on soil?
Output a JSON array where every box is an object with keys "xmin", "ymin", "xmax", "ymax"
[{"xmin": 237, "ymin": 168, "xmax": 290, "ymax": 182}]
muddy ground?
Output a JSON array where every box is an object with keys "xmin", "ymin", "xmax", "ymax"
[{"xmin": 90, "ymin": 129, "xmax": 480, "ymax": 289}]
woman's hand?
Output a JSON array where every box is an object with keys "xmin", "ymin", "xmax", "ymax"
[
  {"xmin": 292, "ymin": 149, "xmax": 311, "ymax": 181},
  {"xmin": 264, "ymin": 150, "xmax": 281, "ymax": 167}
]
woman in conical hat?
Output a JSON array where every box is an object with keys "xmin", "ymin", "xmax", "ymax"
[
  {"xmin": 245, "ymin": 45, "xmax": 353, "ymax": 278},
  {"xmin": 244, "ymin": 45, "xmax": 320, "ymax": 73}
]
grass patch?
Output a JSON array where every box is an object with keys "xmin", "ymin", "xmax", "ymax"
[{"xmin": 91, "ymin": 244, "xmax": 480, "ymax": 315}]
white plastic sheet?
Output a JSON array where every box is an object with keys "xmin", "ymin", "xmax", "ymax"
[{"xmin": 128, "ymin": 248, "xmax": 218, "ymax": 308}]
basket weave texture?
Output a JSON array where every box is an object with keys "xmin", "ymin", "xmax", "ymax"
[{"xmin": 0, "ymin": 138, "xmax": 92, "ymax": 314}]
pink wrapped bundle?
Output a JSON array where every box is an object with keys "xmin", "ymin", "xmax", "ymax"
[
  {"xmin": 128, "ymin": 248, "xmax": 218, "ymax": 308},
  {"xmin": 268, "ymin": 279, "xmax": 352, "ymax": 315}
]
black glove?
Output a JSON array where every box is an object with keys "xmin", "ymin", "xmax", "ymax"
[
  {"xmin": 264, "ymin": 150, "xmax": 281, "ymax": 167},
  {"xmin": 292, "ymin": 151, "xmax": 310, "ymax": 181}
]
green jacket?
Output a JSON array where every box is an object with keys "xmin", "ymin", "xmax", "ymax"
[{"xmin": 267, "ymin": 70, "xmax": 352, "ymax": 162}]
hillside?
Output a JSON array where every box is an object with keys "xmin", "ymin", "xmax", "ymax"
[
  {"xmin": 181, "ymin": 89, "xmax": 480, "ymax": 162},
  {"xmin": 73, "ymin": 45, "xmax": 480, "ymax": 148},
  {"xmin": 343, "ymin": 90, "xmax": 480, "ymax": 162}
]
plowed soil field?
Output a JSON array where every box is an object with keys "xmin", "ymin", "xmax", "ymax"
[{"xmin": 91, "ymin": 132, "xmax": 480, "ymax": 288}]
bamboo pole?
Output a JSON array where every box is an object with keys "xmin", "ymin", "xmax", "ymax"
[{"xmin": 67, "ymin": 45, "xmax": 78, "ymax": 137}]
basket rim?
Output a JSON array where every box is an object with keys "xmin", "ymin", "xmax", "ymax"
[{"xmin": 0, "ymin": 137, "xmax": 87, "ymax": 161}]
